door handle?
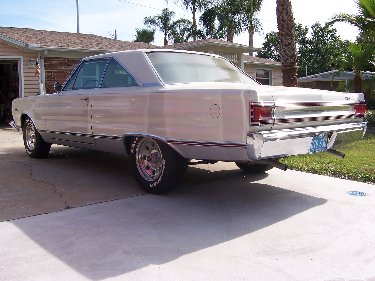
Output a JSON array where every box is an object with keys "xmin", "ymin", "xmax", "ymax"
[{"xmin": 80, "ymin": 97, "xmax": 89, "ymax": 102}]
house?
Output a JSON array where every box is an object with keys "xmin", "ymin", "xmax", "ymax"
[
  {"xmin": 298, "ymin": 70, "xmax": 375, "ymax": 91},
  {"xmin": 0, "ymin": 26, "xmax": 154, "ymax": 124},
  {"xmin": 243, "ymin": 55, "xmax": 282, "ymax": 86}
]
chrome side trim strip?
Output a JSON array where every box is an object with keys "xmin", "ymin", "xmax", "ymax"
[
  {"xmin": 167, "ymin": 139, "xmax": 247, "ymax": 148},
  {"xmin": 49, "ymin": 137, "xmax": 95, "ymax": 146},
  {"xmin": 41, "ymin": 130, "xmax": 123, "ymax": 140}
]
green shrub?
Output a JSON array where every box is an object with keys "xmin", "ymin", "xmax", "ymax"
[{"xmin": 366, "ymin": 110, "xmax": 375, "ymax": 127}]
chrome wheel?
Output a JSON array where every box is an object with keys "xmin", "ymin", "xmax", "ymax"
[
  {"xmin": 22, "ymin": 117, "xmax": 51, "ymax": 158},
  {"xmin": 135, "ymin": 138, "xmax": 165, "ymax": 182},
  {"xmin": 25, "ymin": 120, "xmax": 36, "ymax": 151}
]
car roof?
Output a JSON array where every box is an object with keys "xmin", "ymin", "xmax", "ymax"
[{"xmin": 82, "ymin": 49, "xmax": 221, "ymax": 61}]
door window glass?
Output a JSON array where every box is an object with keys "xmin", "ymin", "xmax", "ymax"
[
  {"xmin": 72, "ymin": 60, "xmax": 108, "ymax": 90},
  {"xmin": 102, "ymin": 59, "xmax": 138, "ymax": 88},
  {"xmin": 63, "ymin": 64, "xmax": 80, "ymax": 91}
]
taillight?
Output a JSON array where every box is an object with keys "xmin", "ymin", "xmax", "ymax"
[
  {"xmin": 354, "ymin": 103, "xmax": 366, "ymax": 117},
  {"xmin": 250, "ymin": 103, "xmax": 285, "ymax": 125},
  {"xmin": 250, "ymin": 102, "xmax": 286, "ymax": 125}
]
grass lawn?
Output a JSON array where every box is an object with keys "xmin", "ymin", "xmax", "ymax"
[{"xmin": 281, "ymin": 132, "xmax": 375, "ymax": 184}]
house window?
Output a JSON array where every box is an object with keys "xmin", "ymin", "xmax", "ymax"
[{"xmin": 256, "ymin": 69, "xmax": 272, "ymax": 85}]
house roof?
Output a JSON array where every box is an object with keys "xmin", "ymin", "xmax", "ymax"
[
  {"xmin": 243, "ymin": 55, "xmax": 281, "ymax": 66},
  {"xmin": 168, "ymin": 39, "xmax": 256, "ymax": 53},
  {"xmin": 298, "ymin": 70, "xmax": 375, "ymax": 82},
  {"xmin": 0, "ymin": 26, "xmax": 156, "ymax": 52},
  {"xmin": 170, "ymin": 39, "xmax": 247, "ymax": 48}
]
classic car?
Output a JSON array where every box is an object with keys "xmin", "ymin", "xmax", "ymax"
[{"xmin": 11, "ymin": 50, "xmax": 367, "ymax": 194}]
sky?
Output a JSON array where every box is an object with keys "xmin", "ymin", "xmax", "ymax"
[{"xmin": 0, "ymin": 0, "xmax": 360, "ymax": 48}]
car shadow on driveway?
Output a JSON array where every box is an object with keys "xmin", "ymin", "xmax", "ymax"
[
  {"xmin": 8, "ymin": 156, "xmax": 327, "ymax": 280},
  {"xmin": 0, "ymin": 145, "xmax": 266, "ymax": 221}
]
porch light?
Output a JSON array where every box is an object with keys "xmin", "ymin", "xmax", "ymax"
[{"xmin": 29, "ymin": 58, "xmax": 36, "ymax": 67}]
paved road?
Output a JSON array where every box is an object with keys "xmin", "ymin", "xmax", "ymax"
[{"xmin": 0, "ymin": 128, "xmax": 374, "ymax": 280}]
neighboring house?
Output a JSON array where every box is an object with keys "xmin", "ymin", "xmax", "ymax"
[
  {"xmin": 243, "ymin": 55, "xmax": 282, "ymax": 86},
  {"xmin": 298, "ymin": 70, "xmax": 375, "ymax": 91},
  {"xmin": 0, "ymin": 26, "xmax": 154, "ymax": 124}
]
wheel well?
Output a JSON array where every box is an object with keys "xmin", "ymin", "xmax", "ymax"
[
  {"xmin": 123, "ymin": 134, "xmax": 183, "ymax": 157},
  {"xmin": 20, "ymin": 114, "xmax": 29, "ymax": 129},
  {"xmin": 123, "ymin": 135, "xmax": 135, "ymax": 155}
]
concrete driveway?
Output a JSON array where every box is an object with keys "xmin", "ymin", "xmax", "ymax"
[{"xmin": 0, "ymin": 128, "xmax": 374, "ymax": 280}]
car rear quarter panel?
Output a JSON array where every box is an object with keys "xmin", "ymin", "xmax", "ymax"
[{"xmin": 91, "ymin": 87, "xmax": 251, "ymax": 144}]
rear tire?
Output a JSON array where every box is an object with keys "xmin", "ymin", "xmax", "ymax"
[
  {"xmin": 129, "ymin": 137, "xmax": 188, "ymax": 194},
  {"xmin": 22, "ymin": 117, "xmax": 51, "ymax": 158},
  {"xmin": 235, "ymin": 162, "xmax": 271, "ymax": 174}
]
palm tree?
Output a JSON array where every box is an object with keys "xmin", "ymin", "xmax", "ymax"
[
  {"xmin": 276, "ymin": 0, "xmax": 298, "ymax": 87},
  {"xmin": 144, "ymin": 8, "xmax": 176, "ymax": 46},
  {"xmin": 345, "ymin": 42, "xmax": 374, "ymax": 93},
  {"xmin": 134, "ymin": 28, "xmax": 155, "ymax": 44},
  {"xmin": 173, "ymin": 0, "xmax": 209, "ymax": 41},
  {"xmin": 331, "ymin": 0, "xmax": 375, "ymax": 37},
  {"xmin": 200, "ymin": 0, "xmax": 246, "ymax": 42},
  {"xmin": 243, "ymin": 0, "xmax": 263, "ymax": 56},
  {"xmin": 200, "ymin": 7, "xmax": 226, "ymax": 39},
  {"xmin": 169, "ymin": 18, "xmax": 193, "ymax": 43},
  {"xmin": 331, "ymin": 0, "xmax": 375, "ymax": 94}
]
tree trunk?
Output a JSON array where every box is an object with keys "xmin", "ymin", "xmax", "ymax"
[
  {"xmin": 276, "ymin": 0, "xmax": 298, "ymax": 87},
  {"xmin": 248, "ymin": 27, "xmax": 255, "ymax": 56},
  {"xmin": 354, "ymin": 69, "xmax": 362, "ymax": 93},
  {"xmin": 227, "ymin": 29, "xmax": 234, "ymax": 43},
  {"xmin": 192, "ymin": 5, "xmax": 197, "ymax": 41},
  {"xmin": 164, "ymin": 34, "xmax": 168, "ymax": 46}
]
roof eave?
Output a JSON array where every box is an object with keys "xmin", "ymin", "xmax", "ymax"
[
  {"xmin": 28, "ymin": 45, "xmax": 115, "ymax": 53},
  {"xmin": 244, "ymin": 61, "xmax": 281, "ymax": 67},
  {"xmin": 173, "ymin": 41, "xmax": 258, "ymax": 53},
  {"xmin": 0, "ymin": 33, "xmax": 28, "ymax": 48}
]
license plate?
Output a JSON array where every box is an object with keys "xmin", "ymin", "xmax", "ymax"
[{"xmin": 309, "ymin": 134, "xmax": 328, "ymax": 153}]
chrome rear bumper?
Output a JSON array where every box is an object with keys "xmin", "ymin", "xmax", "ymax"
[{"xmin": 247, "ymin": 122, "xmax": 367, "ymax": 160}]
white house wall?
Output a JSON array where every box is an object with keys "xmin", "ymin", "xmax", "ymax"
[
  {"xmin": 0, "ymin": 41, "xmax": 39, "ymax": 97},
  {"xmin": 245, "ymin": 64, "xmax": 282, "ymax": 86}
]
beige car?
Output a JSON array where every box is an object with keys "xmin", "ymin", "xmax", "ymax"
[{"xmin": 11, "ymin": 50, "xmax": 367, "ymax": 193}]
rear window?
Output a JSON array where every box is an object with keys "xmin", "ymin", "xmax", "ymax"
[{"xmin": 147, "ymin": 52, "xmax": 258, "ymax": 85}]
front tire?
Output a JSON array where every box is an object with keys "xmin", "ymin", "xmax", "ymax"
[
  {"xmin": 129, "ymin": 137, "xmax": 188, "ymax": 194},
  {"xmin": 235, "ymin": 162, "xmax": 271, "ymax": 174},
  {"xmin": 22, "ymin": 117, "xmax": 51, "ymax": 158}
]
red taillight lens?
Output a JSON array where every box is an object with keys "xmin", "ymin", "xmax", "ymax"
[
  {"xmin": 354, "ymin": 103, "xmax": 366, "ymax": 117},
  {"xmin": 250, "ymin": 103, "xmax": 274, "ymax": 124}
]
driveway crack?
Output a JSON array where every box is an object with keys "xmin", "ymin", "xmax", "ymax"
[{"xmin": 29, "ymin": 166, "xmax": 69, "ymax": 210}]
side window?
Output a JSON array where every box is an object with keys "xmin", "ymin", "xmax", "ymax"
[
  {"xmin": 102, "ymin": 59, "xmax": 138, "ymax": 88},
  {"xmin": 72, "ymin": 60, "xmax": 108, "ymax": 90},
  {"xmin": 62, "ymin": 64, "xmax": 80, "ymax": 91}
]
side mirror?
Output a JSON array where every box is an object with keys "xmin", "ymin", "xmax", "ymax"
[{"xmin": 54, "ymin": 82, "xmax": 62, "ymax": 92}]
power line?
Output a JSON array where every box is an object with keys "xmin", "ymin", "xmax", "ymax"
[
  {"xmin": 117, "ymin": 0, "xmax": 191, "ymax": 18},
  {"xmin": 117, "ymin": 0, "xmax": 164, "ymax": 11}
]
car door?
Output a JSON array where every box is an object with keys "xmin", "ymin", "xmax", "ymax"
[
  {"xmin": 90, "ymin": 58, "xmax": 147, "ymax": 138},
  {"xmin": 44, "ymin": 59, "xmax": 108, "ymax": 144}
]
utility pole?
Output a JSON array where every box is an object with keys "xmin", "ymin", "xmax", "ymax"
[{"xmin": 76, "ymin": 0, "xmax": 80, "ymax": 33}]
